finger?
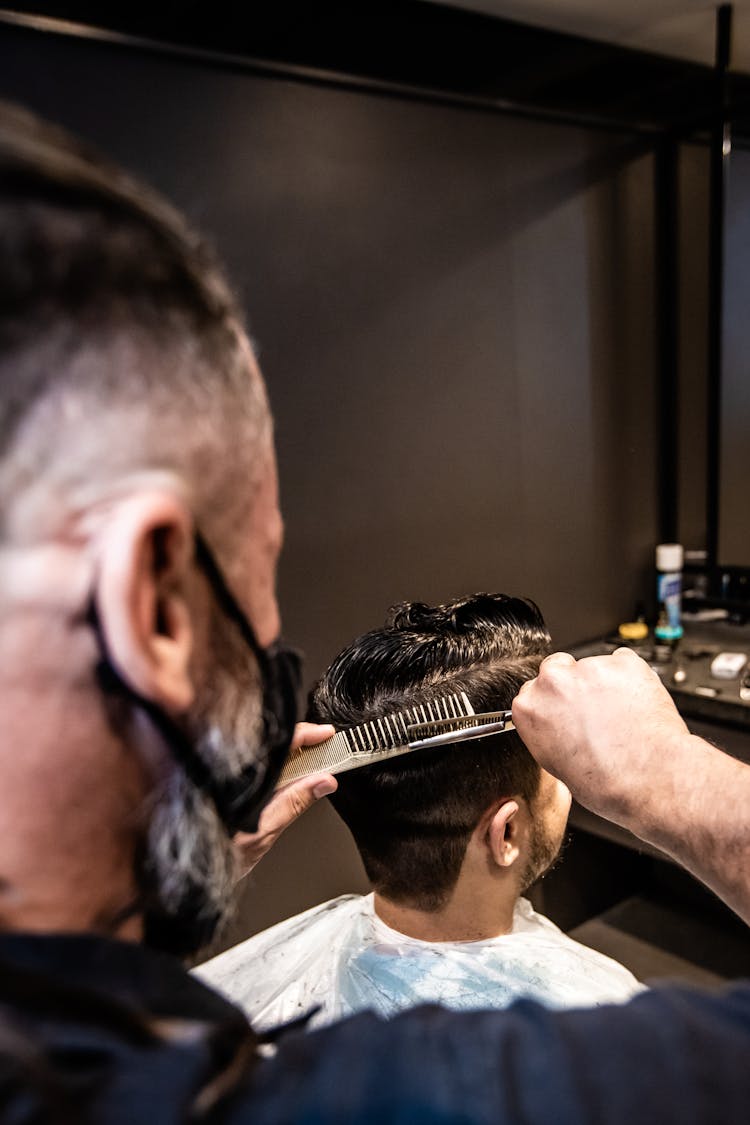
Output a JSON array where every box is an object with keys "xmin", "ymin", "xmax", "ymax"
[
  {"xmin": 233, "ymin": 772, "xmax": 338, "ymax": 877},
  {"xmin": 256, "ymin": 772, "xmax": 337, "ymax": 838},
  {"xmin": 612, "ymin": 646, "xmax": 643, "ymax": 663},
  {"xmin": 289, "ymin": 721, "xmax": 336, "ymax": 751},
  {"xmin": 511, "ymin": 691, "xmax": 528, "ymax": 723},
  {"xmin": 511, "ymin": 679, "xmax": 539, "ymax": 725},
  {"xmin": 539, "ymin": 651, "xmax": 576, "ymax": 670},
  {"xmin": 514, "ymin": 676, "xmax": 536, "ymax": 699}
]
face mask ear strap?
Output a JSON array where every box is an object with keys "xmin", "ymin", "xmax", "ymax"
[
  {"xmin": 85, "ymin": 597, "xmax": 226, "ymax": 809},
  {"xmin": 85, "ymin": 594, "xmax": 279, "ymax": 836},
  {"xmin": 86, "ymin": 531, "xmax": 300, "ymax": 836},
  {"xmin": 193, "ymin": 531, "xmax": 267, "ymax": 658},
  {"xmin": 192, "ymin": 531, "xmax": 303, "ymax": 826}
]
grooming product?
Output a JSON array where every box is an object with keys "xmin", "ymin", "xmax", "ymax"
[
  {"xmin": 709, "ymin": 651, "xmax": 748, "ymax": 679},
  {"xmin": 655, "ymin": 543, "xmax": 684, "ymax": 643},
  {"xmin": 618, "ymin": 621, "xmax": 649, "ymax": 642},
  {"xmin": 277, "ymin": 692, "xmax": 515, "ymax": 787}
]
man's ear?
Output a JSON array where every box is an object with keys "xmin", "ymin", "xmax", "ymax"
[
  {"xmin": 95, "ymin": 491, "xmax": 195, "ymax": 713},
  {"xmin": 485, "ymin": 799, "xmax": 522, "ymax": 870}
]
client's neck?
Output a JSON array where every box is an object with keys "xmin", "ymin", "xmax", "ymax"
[{"xmin": 373, "ymin": 867, "xmax": 518, "ymax": 943}]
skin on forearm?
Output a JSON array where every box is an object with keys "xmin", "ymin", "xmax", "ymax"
[
  {"xmin": 624, "ymin": 732, "xmax": 750, "ymax": 926},
  {"xmin": 512, "ymin": 649, "xmax": 750, "ymax": 926}
]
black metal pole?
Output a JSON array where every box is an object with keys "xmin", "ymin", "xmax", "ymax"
[
  {"xmin": 706, "ymin": 3, "xmax": 732, "ymax": 573},
  {"xmin": 655, "ymin": 136, "xmax": 679, "ymax": 544}
]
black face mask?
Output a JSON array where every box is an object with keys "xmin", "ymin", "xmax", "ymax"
[{"xmin": 91, "ymin": 530, "xmax": 301, "ymax": 836}]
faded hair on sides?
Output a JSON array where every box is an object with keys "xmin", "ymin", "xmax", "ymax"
[{"xmin": 308, "ymin": 594, "xmax": 551, "ymax": 912}]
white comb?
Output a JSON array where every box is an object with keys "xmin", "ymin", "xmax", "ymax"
[{"xmin": 277, "ymin": 691, "xmax": 515, "ymax": 786}]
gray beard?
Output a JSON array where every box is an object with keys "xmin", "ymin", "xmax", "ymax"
[
  {"xmin": 141, "ymin": 709, "xmax": 266, "ymax": 957},
  {"xmin": 140, "ymin": 608, "xmax": 267, "ymax": 958},
  {"xmin": 143, "ymin": 769, "xmax": 238, "ymax": 955}
]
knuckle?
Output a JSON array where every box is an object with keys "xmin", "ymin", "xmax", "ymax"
[{"xmin": 287, "ymin": 788, "xmax": 309, "ymax": 821}]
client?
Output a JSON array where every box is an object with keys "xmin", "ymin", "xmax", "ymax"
[{"xmin": 197, "ymin": 594, "xmax": 643, "ymax": 1028}]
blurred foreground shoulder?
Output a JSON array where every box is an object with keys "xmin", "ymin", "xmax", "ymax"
[{"xmin": 227, "ymin": 982, "xmax": 750, "ymax": 1125}]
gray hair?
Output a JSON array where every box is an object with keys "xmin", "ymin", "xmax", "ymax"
[{"xmin": 0, "ymin": 99, "xmax": 270, "ymax": 547}]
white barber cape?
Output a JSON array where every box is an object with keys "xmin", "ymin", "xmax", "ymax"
[{"xmin": 196, "ymin": 893, "xmax": 645, "ymax": 1032}]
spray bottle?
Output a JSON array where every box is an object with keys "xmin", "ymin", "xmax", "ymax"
[{"xmin": 654, "ymin": 543, "xmax": 684, "ymax": 644}]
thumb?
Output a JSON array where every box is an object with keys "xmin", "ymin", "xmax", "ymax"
[
  {"xmin": 233, "ymin": 771, "xmax": 338, "ymax": 878},
  {"xmin": 263, "ymin": 772, "xmax": 339, "ymax": 835}
]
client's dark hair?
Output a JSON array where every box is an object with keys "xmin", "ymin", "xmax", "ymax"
[{"xmin": 307, "ymin": 594, "xmax": 551, "ymax": 911}]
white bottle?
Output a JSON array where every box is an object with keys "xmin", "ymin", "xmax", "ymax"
[{"xmin": 655, "ymin": 543, "xmax": 684, "ymax": 642}]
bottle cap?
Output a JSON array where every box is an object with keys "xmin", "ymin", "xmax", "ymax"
[
  {"xmin": 618, "ymin": 621, "xmax": 649, "ymax": 642},
  {"xmin": 656, "ymin": 543, "xmax": 683, "ymax": 571}
]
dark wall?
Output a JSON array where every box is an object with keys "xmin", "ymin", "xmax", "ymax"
[
  {"xmin": 720, "ymin": 147, "xmax": 750, "ymax": 568},
  {"xmin": 676, "ymin": 141, "xmax": 750, "ymax": 572},
  {"xmin": 0, "ymin": 23, "xmax": 661, "ymax": 940},
  {"xmin": 677, "ymin": 143, "xmax": 710, "ymax": 555}
]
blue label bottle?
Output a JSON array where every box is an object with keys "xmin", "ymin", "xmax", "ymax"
[{"xmin": 654, "ymin": 543, "xmax": 684, "ymax": 642}]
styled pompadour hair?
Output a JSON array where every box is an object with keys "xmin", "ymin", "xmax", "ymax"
[{"xmin": 307, "ymin": 593, "xmax": 551, "ymax": 911}]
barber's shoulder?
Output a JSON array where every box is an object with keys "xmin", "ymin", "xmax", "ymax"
[{"xmin": 237, "ymin": 984, "xmax": 750, "ymax": 1124}]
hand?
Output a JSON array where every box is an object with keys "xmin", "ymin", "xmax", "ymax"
[
  {"xmin": 512, "ymin": 648, "xmax": 690, "ymax": 824},
  {"xmin": 233, "ymin": 722, "xmax": 338, "ymax": 878}
]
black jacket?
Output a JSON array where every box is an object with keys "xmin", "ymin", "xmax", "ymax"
[{"xmin": 1, "ymin": 931, "xmax": 749, "ymax": 1124}]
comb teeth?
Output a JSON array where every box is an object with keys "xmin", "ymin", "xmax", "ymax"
[
  {"xmin": 276, "ymin": 692, "xmax": 474, "ymax": 787},
  {"xmin": 341, "ymin": 693, "xmax": 473, "ymax": 755},
  {"xmin": 343, "ymin": 707, "xmax": 409, "ymax": 755}
]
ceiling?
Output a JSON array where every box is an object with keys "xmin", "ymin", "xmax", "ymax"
[
  {"xmin": 431, "ymin": 1, "xmax": 750, "ymax": 73},
  {"xmin": 6, "ymin": 1, "xmax": 750, "ymax": 133}
]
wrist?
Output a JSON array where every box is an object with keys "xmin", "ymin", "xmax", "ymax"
[{"xmin": 623, "ymin": 732, "xmax": 732, "ymax": 854}]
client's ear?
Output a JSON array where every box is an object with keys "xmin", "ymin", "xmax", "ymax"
[
  {"xmin": 95, "ymin": 491, "xmax": 195, "ymax": 713},
  {"xmin": 486, "ymin": 800, "xmax": 522, "ymax": 870}
]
